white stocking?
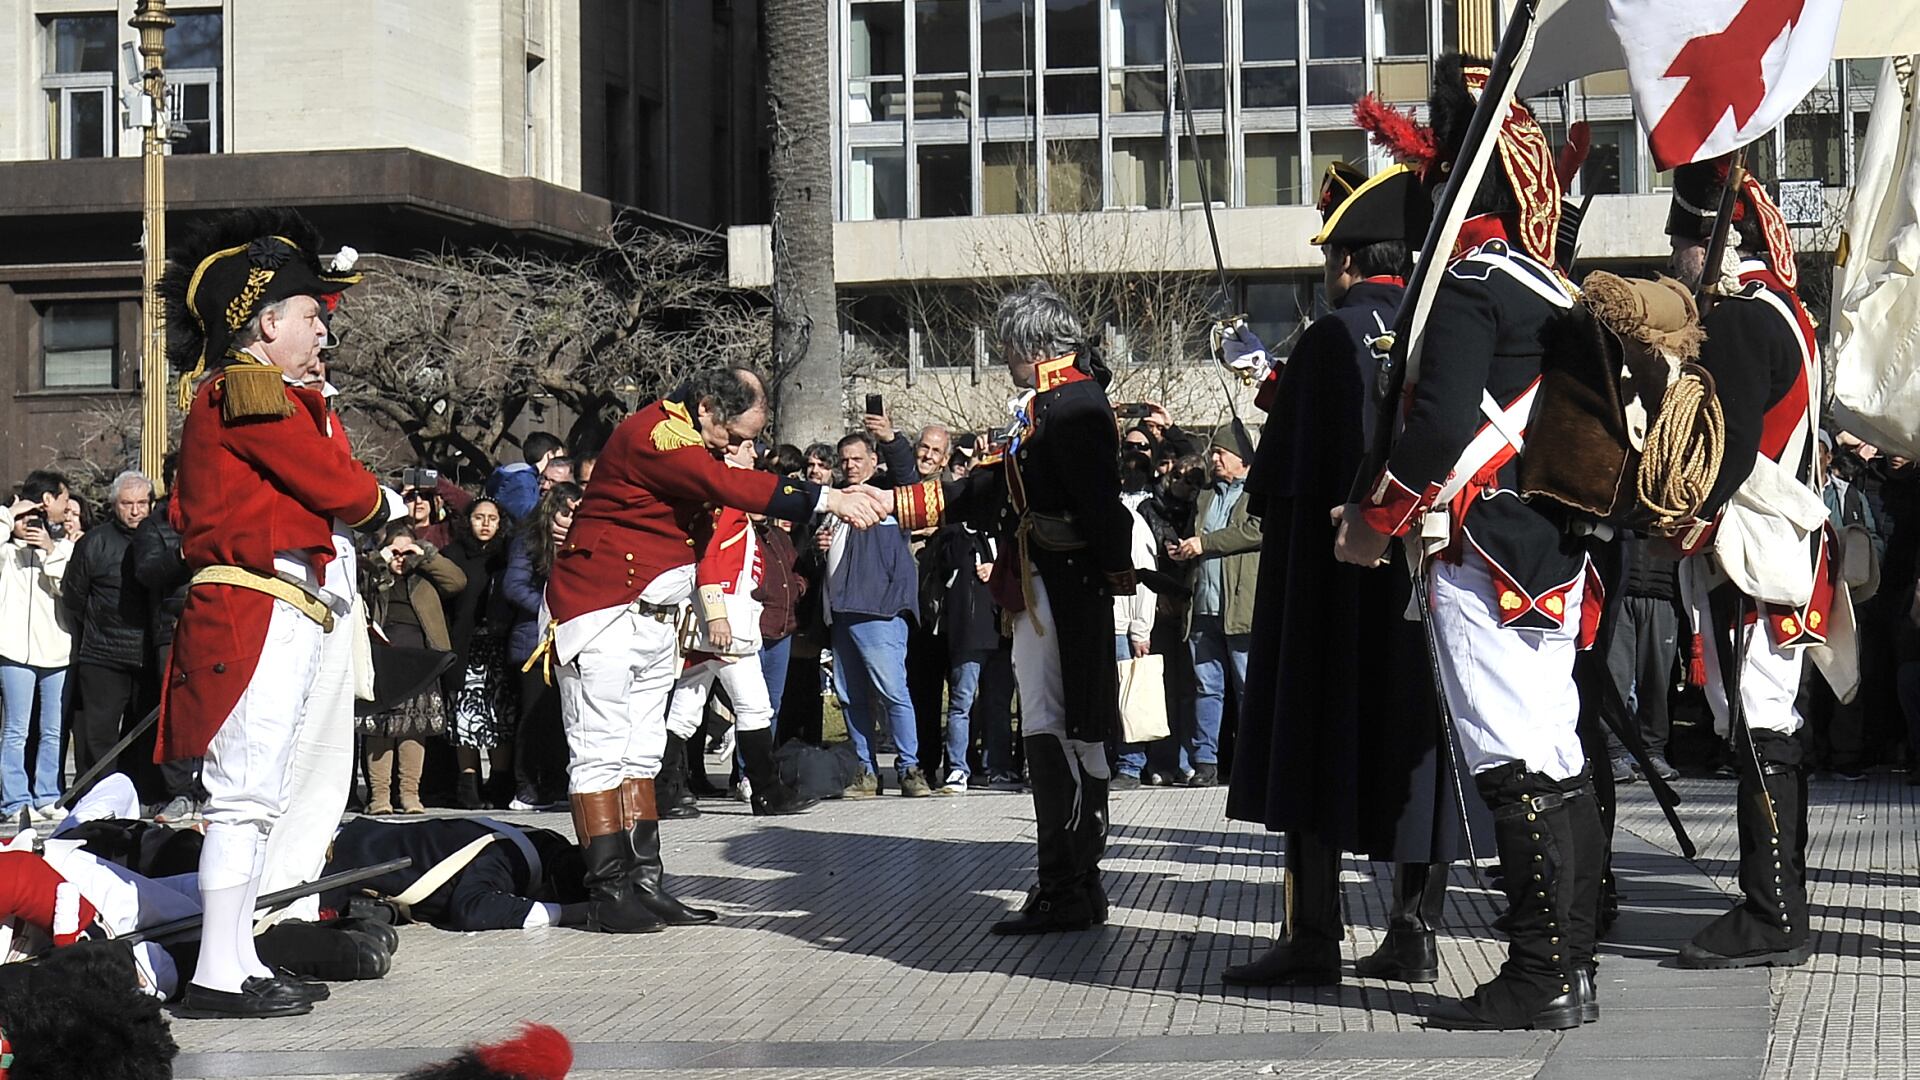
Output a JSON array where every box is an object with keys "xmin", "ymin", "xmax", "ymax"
[{"xmin": 191, "ymin": 822, "xmax": 262, "ymax": 993}]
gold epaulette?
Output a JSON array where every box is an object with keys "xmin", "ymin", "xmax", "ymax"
[
  {"xmin": 652, "ymin": 399, "xmax": 702, "ymax": 451},
  {"xmin": 218, "ymin": 363, "xmax": 297, "ymax": 422}
]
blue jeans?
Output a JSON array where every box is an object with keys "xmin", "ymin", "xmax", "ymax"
[
  {"xmin": 760, "ymin": 635, "xmax": 793, "ymax": 725},
  {"xmin": 0, "ymin": 662, "xmax": 66, "ymax": 813},
  {"xmin": 1187, "ymin": 615, "xmax": 1249, "ymax": 767},
  {"xmin": 945, "ymin": 649, "xmax": 993, "ymax": 780},
  {"xmin": 832, "ymin": 615, "xmax": 919, "ymax": 773},
  {"xmin": 1112, "ymin": 635, "xmax": 1149, "ymax": 777}
]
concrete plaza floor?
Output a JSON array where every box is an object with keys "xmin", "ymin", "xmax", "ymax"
[{"xmin": 165, "ymin": 769, "xmax": 1919, "ymax": 1080}]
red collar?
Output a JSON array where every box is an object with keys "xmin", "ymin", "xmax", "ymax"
[
  {"xmin": 1359, "ymin": 275, "xmax": 1406, "ymax": 288},
  {"xmin": 1450, "ymin": 214, "xmax": 1512, "ymax": 262},
  {"xmin": 1034, "ymin": 354, "xmax": 1093, "ymax": 393}
]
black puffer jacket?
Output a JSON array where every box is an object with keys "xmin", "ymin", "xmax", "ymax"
[
  {"xmin": 61, "ymin": 516, "xmax": 147, "ymax": 671},
  {"xmin": 131, "ymin": 496, "xmax": 190, "ymax": 654}
]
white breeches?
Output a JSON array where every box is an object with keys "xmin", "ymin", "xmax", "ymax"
[
  {"xmin": 558, "ymin": 605, "xmax": 681, "ymax": 793},
  {"xmin": 1428, "ymin": 554, "xmax": 1587, "ymax": 782},
  {"xmin": 258, "ymin": 602, "xmax": 359, "ymax": 924},
  {"xmin": 1010, "ymin": 576, "xmax": 1110, "ymax": 779},
  {"xmin": 665, "ymin": 654, "xmax": 774, "ymax": 740},
  {"xmin": 1687, "ymin": 582, "xmax": 1805, "ymax": 739},
  {"xmin": 202, "ymin": 600, "xmax": 326, "ymax": 830}
]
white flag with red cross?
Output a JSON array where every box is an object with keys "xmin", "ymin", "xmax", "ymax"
[{"xmin": 1605, "ymin": 0, "xmax": 1845, "ymax": 169}]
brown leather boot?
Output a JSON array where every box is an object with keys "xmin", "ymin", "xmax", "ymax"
[
  {"xmin": 364, "ymin": 736, "xmax": 395, "ymax": 815},
  {"xmin": 396, "ymin": 738, "xmax": 427, "ymax": 813},
  {"xmin": 571, "ymin": 788, "xmax": 664, "ymax": 934}
]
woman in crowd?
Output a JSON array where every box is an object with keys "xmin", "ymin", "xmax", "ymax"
[
  {"xmin": 500, "ymin": 482, "xmax": 583, "ymax": 810},
  {"xmin": 779, "ymin": 449, "xmax": 836, "ymax": 746},
  {"xmin": 444, "ymin": 497, "xmax": 513, "ymax": 809},
  {"xmin": 0, "ymin": 478, "xmax": 75, "ymax": 822},
  {"xmin": 361, "ymin": 521, "xmax": 468, "ymax": 814}
]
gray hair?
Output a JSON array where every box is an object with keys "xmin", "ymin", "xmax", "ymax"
[
  {"xmin": 231, "ymin": 297, "xmax": 299, "ymax": 350},
  {"xmin": 108, "ymin": 470, "xmax": 153, "ymax": 502},
  {"xmin": 994, "ymin": 280, "xmax": 1083, "ymax": 361},
  {"xmin": 917, "ymin": 423, "xmax": 950, "ymax": 443},
  {"xmin": 687, "ymin": 365, "xmax": 765, "ymax": 424}
]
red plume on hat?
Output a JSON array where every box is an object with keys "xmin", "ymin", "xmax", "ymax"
[
  {"xmin": 399, "ymin": 1024, "xmax": 573, "ymax": 1080},
  {"xmin": 1354, "ymin": 95, "xmax": 1439, "ymax": 174}
]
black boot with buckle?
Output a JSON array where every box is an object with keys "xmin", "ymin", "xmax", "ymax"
[
  {"xmin": 1428, "ymin": 765, "xmax": 1580, "ymax": 1032},
  {"xmin": 1354, "ymin": 860, "xmax": 1447, "ymax": 983},
  {"xmin": 1224, "ymin": 829, "xmax": 1342, "ymax": 985},
  {"xmin": 1679, "ymin": 731, "xmax": 1811, "ymax": 968},
  {"xmin": 1555, "ymin": 771, "xmax": 1606, "ymax": 1023}
]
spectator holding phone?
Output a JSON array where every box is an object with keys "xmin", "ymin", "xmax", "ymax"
[
  {"xmin": 0, "ymin": 470, "xmax": 78, "ymax": 821},
  {"xmin": 359, "ymin": 522, "xmax": 467, "ymax": 813}
]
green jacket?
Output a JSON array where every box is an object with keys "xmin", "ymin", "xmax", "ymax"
[{"xmin": 1188, "ymin": 480, "xmax": 1261, "ymax": 637}]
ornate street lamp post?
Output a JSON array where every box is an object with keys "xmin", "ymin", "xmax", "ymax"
[{"xmin": 130, "ymin": 0, "xmax": 174, "ymax": 487}]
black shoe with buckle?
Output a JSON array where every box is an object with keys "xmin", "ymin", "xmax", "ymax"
[
  {"xmin": 175, "ymin": 977, "xmax": 314, "ymax": 1019},
  {"xmin": 990, "ymin": 886, "xmax": 1099, "ymax": 935}
]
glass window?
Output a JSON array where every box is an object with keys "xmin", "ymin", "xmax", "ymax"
[
  {"xmin": 915, "ymin": 77, "xmax": 972, "ymax": 119},
  {"xmin": 1243, "ymin": 66, "xmax": 1298, "ymax": 109},
  {"xmin": 1177, "ymin": 134, "xmax": 1226, "ymax": 205},
  {"xmin": 1112, "ymin": 137, "xmax": 1169, "ymax": 208},
  {"xmin": 52, "ymin": 87, "xmax": 112, "ymax": 159},
  {"xmin": 1246, "ymin": 132, "xmax": 1301, "ymax": 205},
  {"xmin": 916, "ymin": 0, "xmax": 969, "ymax": 74},
  {"xmin": 169, "ymin": 12, "xmax": 223, "ymax": 70},
  {"xmin": 918, "ymin": 144, "xmax": 972, "ymax": 216},
  {"xmin": 1307, "ymin": 62, "xmax": 1363, "ymax": 105},
  {"xmin": 1374, "ymin": 0, "xmax": 1426, "ymax": 56},
  {"xmin": 1177, "ymin": 68, "xmax": 1226, "ymax": 111},
  {"xmin": 42, "ymin": 302, "xmax": 118, "ymax": 389},
  {"xmin": 1785, "ymin": 111, "xmax": 1843, "ymax": 186},
  {"xmin": 1047, "ymin": 139, "xmax": 1100, "ymax": 211},
  {"xmin": 984, "ymin": 141, "xmax": 1036, "ymax": 213},
  {"xmin": 1310, "ymin": 128, "xmax": 1367, "ymax": 184},
  {"xmin": 51, "ymin": 15, "xmax": 116, "ymax": 74},
  {"xmin": 1580, "ymin": 121, "xmax": 1635, "ymax": 195},
  {"xmin": 850, "ymin": 3, "xmax": 905, "ymax": 77},
  {"xmin": 170, "ymin": 78, "xmax": 216, "ymax": 155},
  {"xmin": 1108, "ymin": 0, "xmax": 1165, "ymax": 65},
  {"xmin": 1046, "ymin": 0, "xmax": 1099, "ymax": 69},
  {"xmin": 981, "ymin": 0, "xmax": 1035, "ymax": 70},
  {"xmin": 1110, "ymin": 69, "xmax": 1167, "ymax": 113},
  {"xmin": 850, "ymin": 145, "xmax": 907, "ymax": 220},
  {"xmin": 1176, "ymin": 0, "xmax": 1223, "ymax": 64},
  {"xmin": 1243, "ymin": 0, "xmax": 1299, "ymax": 62},
  {"xmin": 1046, "ymin": 71, "xmax": 1100, "ymax": 113},
  {"xmin": 1374, "ymin": 59, "xmax": 1428, "ymax": 102},
  {"xmin": 980, "ymin": 74, "xmax": 1036, "ymax": 116},
  {"xmin": 1308, "ymin": 0, "xmax": 1363, "ymax": 57}
]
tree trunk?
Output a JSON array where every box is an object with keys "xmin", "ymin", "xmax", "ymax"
[{"xmin": 763, "ymin": 0, "xmax": 842, "ymax": 448}]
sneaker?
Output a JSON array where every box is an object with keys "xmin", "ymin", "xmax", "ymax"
[
  {"xmin": 731, "ymin": 777, "xmax": 754, "ymax": 803},
  {"xmin": 153, "ymin": 796, "xmax": 198, "ymax": 824},
  {"xmin": 937, "ymin": 769, "xmax": 969, "ymax": 795},
  {"xmin": 1111, "ymin": 773, "xmax": 1142, "ymax": 791},
  {"xmin": 1645, "ymin": 754, "xmax": 1680, "ymax": 782},
  {"xmin": 29, "ymin": 804, "xmax": 63, "ymax": 825},
  {"xmin": 899, "ymin": 768, "xmax": 935, "ymax": 798},
  {"xmin": 841, "ymin": 772, "xmax": 880, "ymax": 800},
  {"xmin": 1610, "ymin": 754, "xmax": 1639, "ymax": 784},
  {"xmin": 1187, "ymin": 763, "xmax": 1220, "ymax": 787}
]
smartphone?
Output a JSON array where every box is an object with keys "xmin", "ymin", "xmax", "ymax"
[
  {"xmin": 402, "ymin": 467, "xmax": 439, "ymax": 489},
  {"xmin": 865, "ymin": 393, "xmax": 884, "ymax": 416},
  {"xmin": 1114, "ymin": 403, "xmax": 1153, "ymax": 419}
]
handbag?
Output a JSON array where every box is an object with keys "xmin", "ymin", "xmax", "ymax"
[
  {"xmin": 1116, "ymin": 653, "xmax": 1169, "ymax": 744},
  {"xmin": 1712, "ymin": 453, "xmax": 1831, "ymax": 608}
]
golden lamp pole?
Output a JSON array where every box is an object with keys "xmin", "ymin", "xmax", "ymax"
[{"xmin": 131, "ymin": 0, "xmax": 173, "ymax": 489}]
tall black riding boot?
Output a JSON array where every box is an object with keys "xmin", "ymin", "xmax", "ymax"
[
  {"xmin": 1223, "ymin": 829, "xmax": 1342, "ymax": 986},
  {"xmin": 658, "ymin": 734, "xmax": 702, "ymax": 819},
  {"xmin": 992, "ymin": 735, "xmax": 1100, "ymax": 934},
  {"xmin": 1075, "ymin": 754, "xmax": 1110, "ymax": 924},
  {"xmin": 571, "ymin": 789, "xmax": 666, "ymax": 934},
  {"xmin": 622, "ymin": 778, "xmax": 718, "ymax": 926},
  {"xmin": 1554, "ymin": 772, "xmax": 1606, "ymax": 1023},
  {"xmin": 1354, "ymin": 860, "xmax": 1447, "ymax": 982},
  {"xmin": 1679, "ymin": 732, "xmax": 1811, "ymax": 967},
  {"xmin": 1429, "ymin": 765, "xmax": 1580, "ymax": 1031},
  {"xmin": 739, "ymin": 728, "xmax": 818, "ymax": 816}
]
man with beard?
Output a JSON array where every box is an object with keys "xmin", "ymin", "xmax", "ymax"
[{"xmin": 1222, "ymin": 160, "xmax": 1487, "ymax": 988}]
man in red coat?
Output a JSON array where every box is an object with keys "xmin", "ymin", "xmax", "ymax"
[
  {"xmin": 157, "ymin": 209, "xmax": 398, "ymax": 1019},
  {"xmin": 542, "ymin": 367, "xmax": 886, "ymax": 934}
]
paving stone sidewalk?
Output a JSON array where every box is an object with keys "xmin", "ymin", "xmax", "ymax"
[{"xmin": 168, "ymin": 778, "xmax": 1807, "ymax": 1080}]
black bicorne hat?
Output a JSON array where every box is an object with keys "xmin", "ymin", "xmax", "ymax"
[
  {"xmin": 156, "ymin": 208, "xmax": 360, "ymax": 385},
  {"xmin": 1666, "ymin": 154, "xmax": 1799, "ymax": 289},
  {"xmin": 1312, "ymin": 163, "xmax": 1431, "ymax": 250}
]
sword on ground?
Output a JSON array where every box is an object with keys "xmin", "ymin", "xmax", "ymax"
[{"xmin": 117, "ymin": 857, "xmax": 414, "ymax": 946}]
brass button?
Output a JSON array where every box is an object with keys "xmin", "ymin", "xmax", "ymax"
[
  {"xmin": 213, "ymin": 662, "xmax": 226, "ymax": 674},
  {"xmin": 625, "ymin": 553, "xmax": 634, "ymax": 562}
]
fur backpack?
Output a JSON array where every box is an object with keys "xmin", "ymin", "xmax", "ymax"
[{"xmin": 1519, "ymin": 271, "xmax": 1721, "ymax": 535}]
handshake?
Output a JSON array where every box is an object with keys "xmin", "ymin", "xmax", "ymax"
[{"xmin": 822, "ymin": 483, "xmax": 895, "ymax": 529}]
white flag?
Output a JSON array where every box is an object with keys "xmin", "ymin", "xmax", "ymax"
[
  {"xmin": 1605, "ymin": 0, "xmax": 1845, "ymax": 168},
  {"xmin": 1831, "ymin": 59, "xmax": 1920, "ymax": 458}
]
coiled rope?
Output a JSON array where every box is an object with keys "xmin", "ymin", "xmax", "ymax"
[{"xmin": 1636, "ymin": 362, "xmax": 1724, "ymax": 534}]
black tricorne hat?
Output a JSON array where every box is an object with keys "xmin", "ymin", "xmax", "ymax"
[
  {"xmin": 1312, "ymin": 163, "xmax": 1430, "ymax": 250},
  {"xmin": 156, "ymin": 208, "xmax": 360, "ymax": 383}
]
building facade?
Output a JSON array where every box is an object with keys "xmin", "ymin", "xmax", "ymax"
[
  {"xmin": 0, "ymin": 0, "xmax": 761, "ymax": 485},
  {"xmin": 728, "ymin": 0, "xmax": 1879, "ymax": 430}
]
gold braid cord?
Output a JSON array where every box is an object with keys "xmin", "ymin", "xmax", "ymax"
[{"xmin": 1637, "ymin": 363, "xmax": 1725, "ymax": 534}]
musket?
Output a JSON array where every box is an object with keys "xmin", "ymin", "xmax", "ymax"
[{"xmin": 117, "ymin": 857, "xmax": 414, "ymax": 946}]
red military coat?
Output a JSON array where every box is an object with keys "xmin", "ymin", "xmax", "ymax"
[
  {"xmin": 158, "ymin": 363, "xmax": 384, "ymax": 761},
  {"xmin": 545, "ymin": 395, "xmax": 819, "ymax": 625}
]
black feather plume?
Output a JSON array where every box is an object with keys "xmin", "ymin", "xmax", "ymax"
[{"xmin": 156, "ymin": 208, "xmax": 327, "ymax": 372}]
